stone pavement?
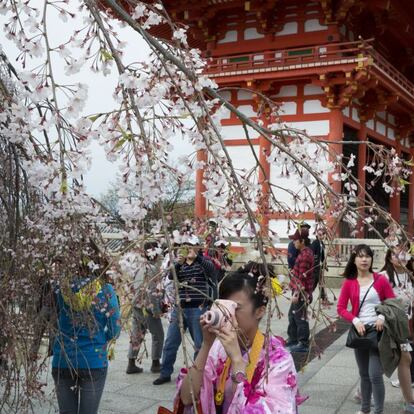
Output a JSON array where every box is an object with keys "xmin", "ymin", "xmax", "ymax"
[{"xmin": 30, "ymin": 290, "xmax": 406, "ymax": 414}]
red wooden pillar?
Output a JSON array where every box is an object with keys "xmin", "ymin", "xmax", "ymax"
[
  {"xmin": 258, "ymin": 116, "xmax": 271, "ymax": 234},
  {"xmin": 258, "ymin": 136, "xmax": 271, "ymax": 232},
  {"xmin": 328, "ymin": 108, "xmax": 344, "ymax": 194},
  {"xmin": 327, "ymin": 108, "xmax": 344, "ymax": 235},
  {"xmin": 195, "ymin": 149, "xmax": 207, "ymax": 218},
  {"xmin": 357, "ymin": 125, "xmax": 367, "ymax": 238},
  {"xmin": 408, "ymin": 146, "xmax": 414, "ymax": 235}
]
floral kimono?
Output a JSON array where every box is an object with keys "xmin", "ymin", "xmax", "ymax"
[{"xmin": 176, "ymin": 335, "xmax": 307, "ymax": 414}]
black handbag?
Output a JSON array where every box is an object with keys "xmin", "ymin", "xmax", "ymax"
[{"xmin": 346, "ymin": 281, "xmax": 381, "ymax": 350}]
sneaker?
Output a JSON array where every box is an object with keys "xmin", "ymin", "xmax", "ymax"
[
  {"xmin": 288, "ymin": 342, "xmax": 309, "ymax": 353},
  {"xmin": 353, "ymin": 390, "xmax": 362, "ymax": 404},
  {"xmin": 391, "ymin": 379, "xmax": 400, "ymax": 387},
  {"xmin": 391, "ymin": 379, "xmax": 414, "ymax": 388},
  {"xmin": 404, "ymin": 403, "xmax": 414, "ymax": 414},
  {"xmin": 153, "ymin": 376, "xmax": 171, "ymax": 385}
]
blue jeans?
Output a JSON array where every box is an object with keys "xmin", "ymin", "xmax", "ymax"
[
  {"xmin": 160, "ymin": 306, "xmax": 205, "ymax": 377},
  {"xmin": 287, "ymin": 298, "xmax": 310, "ymax": 346},
  {"xmin": 52, "ymin": 367, "xmax": 107, "ymax": 414}
]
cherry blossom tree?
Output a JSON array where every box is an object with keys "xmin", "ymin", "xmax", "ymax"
[{"xmin": 0, "ymin": 0, "xmax": 412, "ymax": 411}]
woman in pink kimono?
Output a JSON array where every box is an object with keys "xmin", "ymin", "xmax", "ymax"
[{"xmin": 177, "ymin": 271, "xmax": 306, "ymax": 413}]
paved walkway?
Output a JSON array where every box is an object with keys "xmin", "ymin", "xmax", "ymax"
[{"xmin": 29, "ymin": 291, "xmax": 405, "ymax": 414}]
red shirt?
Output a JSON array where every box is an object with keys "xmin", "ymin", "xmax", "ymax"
[
  {"xmin": 289, "ymin": 246, "xmax": 314, "ymax": 295},
  {"xmin": 337, "ymin": 273, "xmax": 395, "ymax": 323}
]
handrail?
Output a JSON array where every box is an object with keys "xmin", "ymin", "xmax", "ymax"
[
  {"xmin": 367, "ymin": 48, "xmax": 414, "ymax": 97},
  {"xmin": 205, "ymin": 40, "xmax": 414, "ymax": 98}
]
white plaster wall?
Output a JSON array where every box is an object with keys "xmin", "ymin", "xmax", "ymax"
[
  {"xmin": 303, "ymin": 99, "xmax": 329, "ymax": 114},
  {"xmin": 269, "ymin": 219, "xmax": 316, "ymax": 239},
  {"xmin": 221, "ymin": 124, "xmax": 260, "ymax": 140},
  {"xmin": 366, "ymin": 119, "xmax": 374, "ymax": 130},
  {"xmin": 275, "ymin": 22, "xmax": 298, "ymax": 36},
  {"xmin": 342, "ymin": 107, "xmax": 350, "ymax": 117},
  {"xmin": 221, "ymin": 145, "xmax": 259, "ymax": 210},
  {"xmin": 218, "ymin": 105, "xmax": 231, "ymax": 119},
  {"xmin": 227, "ymin": 145, "xmax": 259, "ymax": 172},
  {"xmin": 304, "ymin": 19, "xmax": 328, "ymax": 32},
  {"xmin": 237, "ymin": 105, "xmax": 257, "ymax": 117},
  {"xmin": 274, "ymin": 51, "xmax": 283, "ymax": 61},
  {"xmin": 377, "ymin": 111, "xmax": 386, "ymax": 120},
  {"xmin": 388, "ymin": 128, "xmax": 395, "ymax": 140},
  {"xmin": 352, "ymin": 108, "xmax": 360, "ymax": 122},
  {"xmin": 304, "ymin": 84, "xmax": 324, "ymax": 95},
  {"xmin": 244, "ymin": 27, "xmax": 265, "ymax": 40},
  {"xmin": 285, "ymin": 120, "xmax": 330, "ymax": 135},
  {"xmin": 237, "ymin": 90, "xmax": 253, "ymax": 100},
  {"xmin": 218, "ymin": 30, "xmax": 238, "ymax": 44},
  {"xmin": 279, "ymin": 101, "xmax": 297, "ymax": 115},
  {"xmin": 274, "ymin": 85, "xmax": 297, "ymax": 97},
  {"xmin": 218, "ymin": 91, "xmax": 232, "ymax": 101},
  {"xmin": 376, "ymin": 121, "xmax": 386, "ymax": 136},
  {"xmin": 269, "ymin": 164, "xmax": 323, "ymax": 213}
]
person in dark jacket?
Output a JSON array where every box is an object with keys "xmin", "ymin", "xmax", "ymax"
[
  {"xmin": 286, "ymin": 228, "xmax": 314, "ymax": 353},
  {"xmin": 287, "ymin": 223, "xmax": 311, "ymax": 269},
  {"xmin": 310, "ymin": 228, "xmax": 333, "ymax": 305},
  {"xmin": 153, "ymin": 235, "xmax": 218, "ymax": 385}
]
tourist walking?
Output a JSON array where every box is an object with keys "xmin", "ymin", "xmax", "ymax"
[
  {"xmin": 175, "ymin": 271, "xmax": 306, "ymax": 413},
  {"xmin": 286, "ymin": 228, "xmax": 314, "ymax": 353},
  {"xmin": 126, "ymin": 241, "xmax": 165, "ymax": 375},
  {"xmin": 337, "ymin": 244, "xmax": 395, "ymax": 414},
  {"xmin": 153, "ymin": 235, "xmax": 218, "ymax": 385},
  {"xmin": 311, "ymin": 228, "xmax": 333, "ymax": 305},
  {"xmin": 51, "ymin": 255, "xmax": 121, "ymax": 414},
  {"xmin": 380, "ymin": 247, "xmax": 414, "ymax": 413},
  {"xmin": 287, "ymin": 222, "xmax": 311, "ymax": 269}
]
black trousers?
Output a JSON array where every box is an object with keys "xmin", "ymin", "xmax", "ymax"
[
  {"xmin": 312, "ymin": 269, "xmax": 327, "ymax": 300},
  {"xmin": 287, "ymin": 298, "xmax": 310, "ymax": 346}
]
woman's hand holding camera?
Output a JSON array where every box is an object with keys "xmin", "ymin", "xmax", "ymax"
[
  {"xmin": 211, "ymin": 315, "xmax": 243, "ymax": 364},
  {"xmin": 200, "ymin": 316, "xmax": 216, "ymax": 349}
]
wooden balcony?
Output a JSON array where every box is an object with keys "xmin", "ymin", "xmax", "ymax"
[{"xmin": 205, "ymin": 40, "xmax": 414, "ymax": 103}]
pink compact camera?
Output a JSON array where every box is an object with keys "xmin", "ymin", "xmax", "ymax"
[{"xmin": 202, "ymin": 299, "xmax": 237, "ymax": 329}]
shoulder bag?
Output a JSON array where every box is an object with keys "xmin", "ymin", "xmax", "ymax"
[{"xmin": 346, "ymin": 280, "xmax": 381, "ymax": 350}]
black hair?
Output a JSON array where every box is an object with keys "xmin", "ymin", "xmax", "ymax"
[
  {"xmin": 381, "ymin": 248, "xmax": 413, "ymax": 288},
  {"xmin": 380, "ymin": 248, "xmax": 397, "ymax": 287},
  {"xmin": 144, "ymin": 241, "xmax": 159, "ymax": 261},
  {"xmin": 237, "ymin": 261, "xmax": 275, "ymax": 278},
  {"xmin": 342, "ymin": 244, "xmax": 374, "ymax": 279},
  {"xmin": 219, "ymin": 271, "xmax": 268, "ymax": 309}
]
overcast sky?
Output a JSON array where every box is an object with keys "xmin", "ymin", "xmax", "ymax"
[{"xmin": 0, "ymin": 1, "xmax": 191, "ymax": 197}]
